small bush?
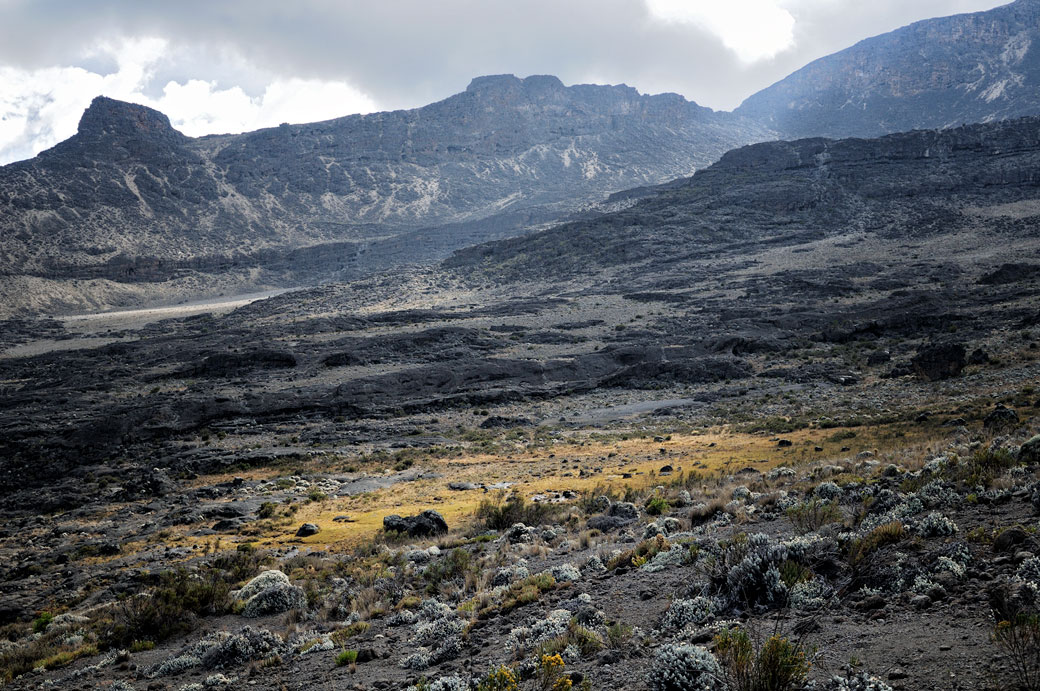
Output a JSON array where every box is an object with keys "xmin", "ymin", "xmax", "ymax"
[
  {"xmin": 476, "ymin": 492, "xmax": 560, "ymax": 531},
  {"xmin": 646, "ymin": 497, "xmax": 671, "ymax": 516},
  {"xmin": 786, "ymin": 499, "xmax": 842, "ymax": 534},
  {"xmin": 335, "ymin": 649, "xmax": 359, "ymax": 667},
  {"xmin": 948, "ymin": 448, "xmax": 1017, "ymax": 488},
  {"xmin": 993, "ymin": 615, "xmax": 1040, "ymax": 690},
  {"xmin": 534, "ymin": 619, "xmax": 604, "ymax": 659},
  {"xmin": 477, "ymin": 665, "xmax": 519, "ymax": 691},
  {"xmin": 98, "ymin": 568, "xmax": 235, "ymax": 648},
  {"xmin": 608, "ymin": 535, "xmax": 672, "ymax": 570},
  {"xmin": 916, "ymin": 512, "xmax": 957, "ymax": 538},
  {"xmin": 606, "ymin": 622, "xmax": 634, "ymax": 649},
  {"xmin": 536, "ymin": 653, "xmax": 572, "ymax": 691},
  {"xmin": 846, "ymin": 522, "xmax": 905, "ymax": 567},
  {"xmin": 714, "ymin": 629, "xmax": 810, "ymax": 691},
  {"xmin": 496, "ymin": 573, "xmax": 556, "ymax": 615},
  {"xmin": 646, "ymin": 643, "xmax": 722, "ymax": 691},
  {"xmin": 424, "ymin": 548, "xmax": 472, "ymax": 591},
  {"xmin": 330, "ymin": 621, "xmax": 369, "ymax": 645},
  {"xmin": 32, "ymin": 612, "xmax": 53, "ymax": 634}
]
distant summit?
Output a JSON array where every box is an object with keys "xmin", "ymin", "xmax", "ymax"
[{"xmin": 466, "ymin": 74, "xmax": 565, "ymax": 93}]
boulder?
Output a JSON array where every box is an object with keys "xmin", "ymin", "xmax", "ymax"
[
  {"xmin": 241, "ymin": 584, "xmax": 307, "ymax": 617},
  {"xmin": 867, "ymin": 350, "xmax": 891, "ymax": 366},
  {"xmin": 968, "ymin": 348, "xmax": 991, "ymax": 365},
  {"xmin": 506, "ymin": 523, "xmax": 536, "ymax": 544},
  {"xmin": 984, "ymin": 405, "xmax": 1019, "ymax": 431},
  {"xmin": 1019, "ymin": 435, "xmax": 1040, "ymax": 465},
  {"xmin": 586, "ymin": 515, "xmax": 631, "ymax": 532},
  {"xmin": 295, "ymin": 523, "xmax": 321, "ymax": 537},
  {"xmin": 238, "ymin": 570, "xmax": 290, "ymax": 601},
  {"xmin": 382, "ymin": 510, "xmax": 448, "ymax": 537},
  {"xmin": 993, "ymin": 527, "xmax": 1028, "ymax": 553},
  {"xmin": 608, "ymin": 502, "xmax": 639, "ymax": 521},
  {"xmin": 911, "ymin": 343, "xmax": 966, "ymax": 381},
  {"xmin": 480, "ymin": 416, "xmax": 534, "ymax": 429}
]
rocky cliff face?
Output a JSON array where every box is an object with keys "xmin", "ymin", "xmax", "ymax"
[
  {"xmin": 737, "ymin": 0, "xmax": 1040, "ymax": 139},
  {"xmin": 0, "ymin": 77, "xmax": 771, "ymax": 290}
]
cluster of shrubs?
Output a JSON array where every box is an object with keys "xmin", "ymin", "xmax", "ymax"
[{"xmin": 402, "ymin": 600, "xmax": 466, "ymax": 670}]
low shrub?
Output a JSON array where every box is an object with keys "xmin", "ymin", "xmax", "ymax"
[
  {"xmin": 32, "ymin": 612, "xmax": 53, "ymax": 634},
  {"xmin": 477, "ymin": 665, "xmax": 519, "ymax": 691},
  {"xmin": 335, "ymin": 649, "xmax": 358, "ymax": 667},
  {"xmin": 646, "ymin": 643, "xmax": 721, "ymax": 691},
  {"xmin": 993, "ymin": 614, "xmax": 1040, "ymax": 690},
  {"xmin": 948, "ymin": 448, "xmax": 1017, "ymax": 488},
  {"xmin": 646, "ymin": 497, "xmax": 671, "ymax": 516},
  {"xmin": 714, "ymin": 629, "xmax": 810, "ymax": 691},
  {"xmin": 476, "ymin": 492, "xmax": 560, "ymax": 531},
  {"xmin": 98, "ymin": 567, "xmax": 235, "ymax": 649},
  {"xmin": 846, "ymin": 522, "xmax": 905, "ymax": 567},
  {"xmin": 786, "ymin": 499, "xmax": 842, "ymax": 534}
]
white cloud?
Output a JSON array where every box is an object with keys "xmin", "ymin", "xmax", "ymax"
[
  {"xmin": 645, "ymin": 0, "xmax": 796, "ymax": 63},
  {"xmin": 0, "ymin": 37, "xmax": 377, "ymax": 165}
]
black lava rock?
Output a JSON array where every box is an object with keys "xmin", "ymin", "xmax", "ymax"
[{"xmin": 382, "ymin": 510, "xmax": 448, "ymax": 537}]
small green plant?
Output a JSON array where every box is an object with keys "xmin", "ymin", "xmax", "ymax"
[
  {"xmin": 606, "ymin": 534, "xmax": 671, "ymax": 570},
  {"xmin": 330, "ymin": 621, "xmax": 369, "ymax": 645},
  {"xmin": 606, "ymin": 621, "xmax": 634, "ymax": 649},
  {"xmin": 535, "ymin": 619, "xmax": 604, "ymax": 659},
  {"xmin": 32, "ymin": 612, "xmax": 53, "ymax": 634},
  {"xmin": 335, "ymin": 649, "xmax": 359, "ymax": 667},
  {"xmin": 424, "ymin": 548, "xmax": 472, "ymax": 591},
  {"xmin": 645, "ymin": 496, "xmax": 670, "ymax": 516},
  {"xmin": 536, "ymin": 653, "xmax": 572, "ymax": 691},
  {"xmin": 493, "ymin": 573, "xmax": 556, "ymax": 616},
  {"xmin": 778, "ymin": 560, "xmax": 813, "ymax": 588}
]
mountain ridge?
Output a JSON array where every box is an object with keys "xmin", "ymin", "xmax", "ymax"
[
  {"xmin": 445, "ymin": 114, "xmax": 1040, "ymax": 280},
  {"xmin": 0, "ymin": 77, "xmax": 772, "ymax": 314}
]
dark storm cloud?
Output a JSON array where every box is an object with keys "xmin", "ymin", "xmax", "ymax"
[{"xmin": 0, "ymin": 0, "xmax": 1010, "ymax": 111}]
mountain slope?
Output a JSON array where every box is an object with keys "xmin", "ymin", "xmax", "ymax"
[
  {"xmin": 737, "ymin": 0, "xmax": 1040, "ymax": 139},
  {"xmin": 445, "ymin": 116, "xmax": 1040, "ymax": 280},
  {"xmin": 0, "ymin": 76, "xmax": 770, "ymax": 290}
]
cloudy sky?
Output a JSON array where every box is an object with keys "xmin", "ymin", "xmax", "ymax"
[{"xmin": 0, "ymin": 0, "xmax": 1009, "ymax": 164}]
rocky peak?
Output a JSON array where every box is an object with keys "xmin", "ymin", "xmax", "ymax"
[
  {"xmin": 42, "ymin": 96, "xmax": 188, "ymax": 162},
  {"xmin": 77, "ymin": 97, "xmax": 179, "ymax": 138}
]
